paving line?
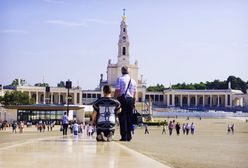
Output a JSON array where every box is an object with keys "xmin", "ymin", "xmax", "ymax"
[{"xmin": 113, "ymin": 141, "xmax": 172, "ymax": 168}]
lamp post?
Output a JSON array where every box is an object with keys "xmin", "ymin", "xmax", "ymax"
[{"xmin": 65, "ymin": 80, "xmax": 72, "ymax": 116}]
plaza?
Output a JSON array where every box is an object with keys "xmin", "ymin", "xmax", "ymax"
[
  {"xmin": 0, "ymin": 125, "xmax": 169, "ymax": 168},
  {"xmin": 0, "ymin": 117, "xmax": 248, "ymax": 168}
]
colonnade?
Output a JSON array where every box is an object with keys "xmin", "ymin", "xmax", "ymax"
[
  {"xmin": 165, "ymin": 94, "xmax": 232, "ymax": 107},
  {"xmin": 25, "ymin": 91, "xmax": 80, "ymax": 105}
]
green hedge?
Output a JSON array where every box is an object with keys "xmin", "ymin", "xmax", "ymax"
[{"xmin": 143, "ymin": 120, "xmax": 167, "ymax": 126}]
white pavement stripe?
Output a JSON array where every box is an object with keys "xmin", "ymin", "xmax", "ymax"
[{"xmin": 113, "ymin": 141, "xmax": 171, "ymax": 168}]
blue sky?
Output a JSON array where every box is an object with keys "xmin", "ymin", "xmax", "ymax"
[{"xmin": 1, "ymin": 0, "xmax": 248, "ymax": 89}]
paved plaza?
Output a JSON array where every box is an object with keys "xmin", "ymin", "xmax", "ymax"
[
  {"xmin": 1, "ymin": 117, "xmax": 248, "ymax": 168},
  {"xmin": 0, "ymin": 130, "xmax": 170, "ymax": 168}
]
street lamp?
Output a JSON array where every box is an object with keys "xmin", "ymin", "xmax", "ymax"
[{"xmin": 65, "ymin": 80, "xmax": 72, "ymax": 116}]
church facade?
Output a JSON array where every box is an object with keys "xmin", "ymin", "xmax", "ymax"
[{"xmin": 106, "ymin": 12, "xmax": 146, "ymax": 102}]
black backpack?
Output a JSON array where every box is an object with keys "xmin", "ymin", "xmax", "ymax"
[{"xmin": 132, "ymin": 109, "xmax": 142, "ymax": 125}]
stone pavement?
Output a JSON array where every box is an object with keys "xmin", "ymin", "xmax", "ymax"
[{"xmin": 0, "ymin": 134, "xmax": 170, "ymax": 168}]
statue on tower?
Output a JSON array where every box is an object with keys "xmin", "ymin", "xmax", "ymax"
[{"xmin": 122, "ymin": 8, "xmax": 126, "ymax": 21}]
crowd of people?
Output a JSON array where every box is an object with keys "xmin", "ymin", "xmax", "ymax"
[
  {"xmin": 0, "ymin": 120, "xmax": 9, "ymax": 131},
  {"xmin": 0, "ymin": 120, "xmax": 24, "ymax": 133},
  {"xmin": 36, "ymin": 120, "xmax": 55, "ymax": 132},
  {"xmin": 61, "ymin": 120, "xmax": 97, "ymax": 138},
  {"xmin": 142, "ymin": 120, "xmax": 196, "ymax": 136}
]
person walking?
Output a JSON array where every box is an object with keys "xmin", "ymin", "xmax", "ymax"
[
  {"xmin": 12, "ymin": 121, "xmax": 17, "ymax": 133},
  {"xmin": 168, "ymin": 121, "xmax": 174, "ymax": 136},
  {"xmin": 144, "ymin": 124, "xmax": 149, "ymax": 134},
  {"xmin": 62, "ymin": 112, "xmax": 69, "ymax": 136},
  {"xmin": 162, "ymin": 123, "xmax": 166, "ymax": 134},
  {"xmin": 19, "ymin": 121, "xmax": 24, "ymax": 133},
  {"xmin": 46, "ymin": 121, "xmax": 50, "ymax": 131},
  {"xmin": 50, "ymin": 121, "xmax": 53, "ymax": 131},
  {"xmin": 190, "ymin": 122, "xmax": 195, "ymax": 135},
  {"xmin": 114, "ymin": 66, "xmax": 137, "ymax": 142},
  {"xmin": 88, "ymin": 124, "xmax": 93, "ymax": 137},
  {"xmin": 175, "ymin": 122, "xmax": 181, "ymax": 136},
  {"xmin": 182, "ymin": 123, "xmax": 186, "ymax": 135},
  {"xmin": 185, "ymin": 123, "xmax": 190, "ymax": 135},
  {"xmin": 227, "ymin": 124, "xmax": 231, "ymax": 134},
  {"xmin": 73, "ymin": 121, "xmax": 79, "ymax": 136}
]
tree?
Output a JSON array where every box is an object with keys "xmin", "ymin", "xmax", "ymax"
[
  {"xmin": 172, "ymin": 83, "xmax": 196, "ymax": 90},
  {"xmin": 146, "ymin": 84, "xmax": 165, "ymax": 92},
  {"xmin": 57, "ymin": 81, "xmax": 65, "ymax": 87},
  {"xmin": 227, "ymin": 76, "xmax": 247, "ymax": 93},
  {"xmin": 10, "ymin": 79, "xmax": 26, "ymax": 86},
  {"xmin": 34, "ymin": 83, "xmax": 49, "ymax": 87},
  {"xmin": 0, "ymin": 91, "xmax": 35, "ymax": 105},
  {"xmin": 147, "ymin": 76, "xmax": 247, "ymax": 93},
  {"xmin": 194, "ymin": 82, "xmax": 206, "ymax": 90}
]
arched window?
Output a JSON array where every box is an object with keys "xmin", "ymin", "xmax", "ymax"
[
  {"xmin": 122, "ymin": 47, "xmax": 126, "ymax": 55},
  {"xmin": 123, "ymin": 28, "xmax": 126, "ymax": 32}
]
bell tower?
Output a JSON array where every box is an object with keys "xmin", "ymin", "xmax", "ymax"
[
  {"xmin": 107, "ymin": 9, "xmax": 138, "ymax": 87},
  {"xmin": 117, "ymin": 9, "xmax": 130, "ymax": 65}
]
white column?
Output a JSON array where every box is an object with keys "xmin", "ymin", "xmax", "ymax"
[
  {"xmin": 79, "ymin": 91, "xmax": 82, "ymax": 105},
  {"xmin": 195, "ymin": 95, "xmax": 198, "ymax": 106},
  {"xmin": 36, "ymin": 92, "xmax": 39, "ymax": 104},
  {"xmin": 172, "ymin": 94, "xmax": 175, "ymax": 106},
  {"xmin": 187, "ymin": 95, "xmax": 190, "ymax": 106},
  {"xmin": 225, "ymin": 94, "xmax": 227, "ymax": 107},
  {"xmin": 29, "ymin": 91, "xmax": 31, "ymax": 99},
  {"xmin": 210, "ymin": 95, "xmax": 212, "ymax": 107},
  {"xmin": 43, "ymin": 92, "xmax": 46, "ymax": 104},
  {"xmin": 58, "ymin": 93, "xmax": 61, "ymax": 104},
  {"xmin": 217, "ymin": 95, "xmax": 220, "ymax": 107},
  {"xmin": 203, "ymin": 95, "xmax": 205, "ymax": 106},
  {"xmin": 167, "ymin": 94, "xmax": 170, "ymax": 106},
  {"xmin": 180, "ymin": 95, "xmax": 183, "ymax": 107},
  {"xmin": 51, "ymin": 92, "xmax": 53, "ymax": 104},
  {"xmin": 230, "ymin": 94, "xmax": 233, "ymax": 107},
  {"xmin": 74, "ymin": 92, "xmax": 77, "ymax": 105}
]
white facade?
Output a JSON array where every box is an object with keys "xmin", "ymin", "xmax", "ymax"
[
  {"xmin": 15, "ymin": 86, "xmax": 82, "ymax": 105},
  {"xmin": 145, "ymin": 89, "xmax": 247, "ymax": 108},
  {"xmin": 82, "ymin": 90, "xmax": 101, "ymax": 105}
]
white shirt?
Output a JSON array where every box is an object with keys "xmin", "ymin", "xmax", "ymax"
[{"xmin": 73, "ymin": 123, "xmax": 78, "ymax": 132}]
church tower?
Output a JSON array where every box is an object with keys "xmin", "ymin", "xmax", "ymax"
[
  {"xmin": 117, "ymin": 10, "xmax": 130, "ymax": 65},
  {"xmin": 107, "ymin": 10, "xmax": 138, "ymax": 87}
]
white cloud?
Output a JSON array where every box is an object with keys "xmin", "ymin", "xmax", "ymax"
[
  {"xmin": 85, "ymin": 18, "xmax": 114, "ymax": 25},
  {"xmin": 43, "ymin": 0, "xmax": 65, "ymax": 4},
  {"xmin": 46, "ymin": 20, "xmax": 88, "ymax": 27},
  {"xmin": 45, "ymin": 18, "xmax": 115, "ymax": 28},
  {"xmin": 0, "ymin": 29, "xmax": 28, "ymax": 34}
]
